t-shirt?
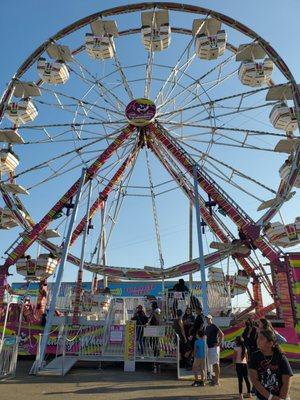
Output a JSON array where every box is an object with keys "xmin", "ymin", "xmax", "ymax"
[
  {"xmin": 248, "ymin": 350, "xmax": 293, "ymax": 400},
  {"xmin": 234, "ymin": 346, "xmax": 247, "ymax": 364},
  {"xmin": 173, "ymin": 283, "xmax": 189, "ymax": 292},
  {"xmin": 191, "ymin": 314, "xmax": 204, "ymax": 336},
  {"xmin": 132, "ymin": 312, "xmax": 148, "ymax": 326},
  {"xmin": 194, "ymin": 338, "xmax": 205, "ymax": 359},
  {"xmin": 242, "ymin": 327, "xmax": 258, "ymax": 352},
  {"xmin": 205, "ymin": 323, "xmax": 220, "ymax": 348}
]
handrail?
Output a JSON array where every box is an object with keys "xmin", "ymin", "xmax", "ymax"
[{"xmin": 176, "ymin": 333, "xmax": 180, "ymax": 379}]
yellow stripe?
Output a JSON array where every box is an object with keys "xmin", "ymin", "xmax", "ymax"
[
  {"xmin": 289, "ymin": 259, "xmax": 300, "ymax": 267},
  {"xmin": 224, "ymin": 327, "xmax": 244, "ymax": 341},
  {"xmin": 281, "ymin": 343, "xmax": 300, "ymax": 353}
]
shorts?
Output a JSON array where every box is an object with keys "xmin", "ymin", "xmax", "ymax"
[
  {"xmin": 207, "ymin": 346, "xmax": 220, "ymax": 366},
  {"xmin": 192, "ymin": 358, "xmax": 205, "ymax": 374}
]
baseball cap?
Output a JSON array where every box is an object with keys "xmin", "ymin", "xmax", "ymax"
[{"xmin": 206, "ymin": 314, "xmax": 213, "ymax": 319}]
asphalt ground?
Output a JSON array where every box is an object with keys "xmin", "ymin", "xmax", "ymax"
[{"xmin": 1, "ymin": 360, "xmax": 299, "ymax": 400}]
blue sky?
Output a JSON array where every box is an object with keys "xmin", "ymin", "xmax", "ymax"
[{"xmin": 0, "ymin": 1, "xmax": 300, "ymax": 309}]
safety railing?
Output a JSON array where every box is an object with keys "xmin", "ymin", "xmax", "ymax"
[
  {"xmin": 0, "ymin": 337, "xmax": 18, "ymax": 380},
  {"xmin": 135, "ymin": 325, "xmax": 177, "ymax": 362},
  {"xmin": 165, "ymin": 290, "xmax": 203, "ymax": 321},
  {"xmin": 78, "ymin": 325, "xmax": 104, "ymax": 357},
  {"xmin": 29, "ymin": 325, "xmax": 59, "ymax": 375}
]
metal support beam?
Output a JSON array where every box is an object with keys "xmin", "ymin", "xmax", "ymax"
[
  {"xmin": 72, "ymin": 179, "xmax": 93, "ymax": 325},
  {"xmin": 189, "ymin": 202, "xmax": 193, "ymax": 289},
  {"xmin": 37, "ymin": 168, "xmax": 86, "ymax": 370},
  {"xmin": 193, "ymin": 165, "xmax": 209, "ymax": 316}
]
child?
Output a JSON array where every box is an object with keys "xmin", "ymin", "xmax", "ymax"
[
  {"xmin": 233, "ymin": 336, "xmax": 251, "ymax": 399},
  {"xmin": 249, "ymin": 329, "xmax": 293, "ymax": 400},
  {"xmin": 192, "ymin": 330, "xmax": 205, "ymax": 387}
]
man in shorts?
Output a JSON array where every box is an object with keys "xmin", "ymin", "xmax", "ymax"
[{"xmin": 205, "ymin": 314, "xmax": 224, "ymax": 386}]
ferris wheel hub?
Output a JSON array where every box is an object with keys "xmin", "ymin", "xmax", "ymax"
[{"xmin": 125, "ymin": 98, "xmax": 156, "ymax": 127}]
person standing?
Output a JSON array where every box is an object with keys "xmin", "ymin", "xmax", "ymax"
[
  {"xmin": 131, "ymin": 305, "xmax": 148, "ymax": 355},
  {"xmin": 173, "ymin": 309, "xmax": 190, "ymax": 366},
  {"xmin": 192, "ymin": 330, "xmax": 206, "ymax": 387},
  {"xmin": 190, "ymin": 307, "xmax": 205, "ymax": 340},
  {"xmin": 205, "ymin": 314, "xmax": 224, "ymax": 386},
  {"xmin": 183, "ymin": 307, "xmax": 195, "ymax": 339},
  {"xmin": 148, "ymin": 304, "xmax": 161, "ymax": 360},
  {"xmin": 248, "ymin": 330, "xmax": 293, "ymax": 400},
  {"xmin": 242, "ymin": 319, "xmax": 258, "ymax": 353},
  {"xmin": 233, "ymin": 336, "xmax": 252, "ymax": 399},
  {"xmin": 172, "ymin": 279, "xmax": 189, "ymax": 292}
]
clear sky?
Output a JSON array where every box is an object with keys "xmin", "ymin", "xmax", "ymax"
[{"xmin": 0, "ymin": 0, "xmax": 300, "ymax": 310}]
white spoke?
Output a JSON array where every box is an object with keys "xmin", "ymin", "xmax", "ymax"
[{"xmin": 144, "ymin": 50, "xmax": 155, "ymax": 99}]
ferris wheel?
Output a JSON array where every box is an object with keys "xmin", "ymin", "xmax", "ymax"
[{"xmin": 0, "ymin": 2, "xmax": 299, "ymax": 326}]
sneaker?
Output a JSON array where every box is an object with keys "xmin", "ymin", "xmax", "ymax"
[{"xmin": 192, "ymin": 381, "xmax": 201, "ymax": 387}]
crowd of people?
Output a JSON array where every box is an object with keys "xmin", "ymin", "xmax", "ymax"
[
  {"xmin": 173, "ymin": 306, "xmax": 224, "ymax": 387},
  {"xmin": 130, "ymin": 278, "xmax": 293, "ymax": 400},
  {"xmin": 173, "ymin": 308, "xmax": 293, "ymax": 399},
  {"xmin": 239, "ymin": 317, "xmax": 292, "ymax": 400}
]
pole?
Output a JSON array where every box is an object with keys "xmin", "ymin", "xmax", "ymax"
[
  {"xmin": 193, "ymin": 165, "xmax": 209, "ymax": 316},
  {"xmin": 37, "ymin": 168, "xmax": 87, "ymax": 369},
  {"xmin": 101, "ymin": 206, "xmax": 108, "ymax": 288},
  {"xmin": 72, "ymin": 179, "xmax": 93, "ymax": 325},
  {"xmin": 0, "ymin": 301, "xmax": 11, "ymax": 354},
  {"xmin": 92, "ymin": 206, "xmax": 104, "ymax": 294},
  {"xmin": 188, "ymin": 201, "xmax": 193, "ymax": 289}
]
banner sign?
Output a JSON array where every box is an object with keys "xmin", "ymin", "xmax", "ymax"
[
  {"xmin": 12, "ymin": 281, "xmax": 202, "ymax": 299},
  {"xmin": 110, "ymin": 325, "xmax": 124, "ymax": 343},
  {"xmin": 124, "ymin": 320, "xmax": 136, "ymax": 372},
  {"xmin": 143, "ymin": 326, "xmax": 165, "ymax": 337},
  {"xmin": 124, "ymin": 320, "xmax": 136, "ymax": 362}
]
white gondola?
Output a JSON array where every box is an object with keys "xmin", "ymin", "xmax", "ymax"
[
  {"xmin": 208, "ymin": 266, "xmax": 225, "ymax": 283},
  {"xmin": 195, "ymin": 31, "xmax": 227, "ymax": 60},
  {"xmin": 85, "ymin": 34, "xmax": 114, "ymax": 60},
  {"xmin": 269, "ymin": 103, "xmax": 298, "ymax": 131},
  {"xmin": 5, "ymin": 99, "xmax": 38, "ymax": 125},
  {"xmin": 2, "ymin": 183, "xmax": 29, "ymax": 195},
  {"xmin": 40, "ymin": 229, "xmax": 60, "ymax": 239},
  {"xmin": 141, "ymin": 10, "xmax": 171, "ymax": 51},
  {"xmin": 231, "ymin": 273, "xmax": 249, "ymax": 296},
  {"xmin": 0, "ymin": 207, "xmax": 18, "ymax": 229},
  {"xmin": 86, "ymin": 19, "xmax": 118, "ymax": 60},
  {"xmin": 193, "ymin": 18, "xmax": 227, "ymax": 60},
  {"xmin": 0, "ymin": 206, "xmax": 27, "ymax": 229},
  {"xmin": 37, "ymin": 58, "xmax": 70, "ymax": 84},
  {"xmin": 0, "ymin": 149, "xmax": 19, "ymax": 173},
  {"xmin": 0, "ymin": 129, "xmax": 24, "ymax": 144},
  {"xmin": 238, "ymin": 59, "xmax": 273, "ymax": 87},
  {"xmin": 16, "ymin": 253, "xmax": 58, "ymax": 281},
  {"xmin": 264, "ymin": 217, "xmax": 300, "ymax": 248},
  {"xmin": 279, "ymin": 158, "xmax": 300, "ymax": 188}
]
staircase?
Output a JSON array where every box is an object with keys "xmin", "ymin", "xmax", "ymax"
[{"xmin": 36, "ymin": 355, "xmax": 78, "ymax": 376}]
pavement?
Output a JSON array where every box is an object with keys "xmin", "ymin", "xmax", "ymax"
[{"xmin": 0, "ymin": 360, "xmax": 299, "ymax": 400}]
